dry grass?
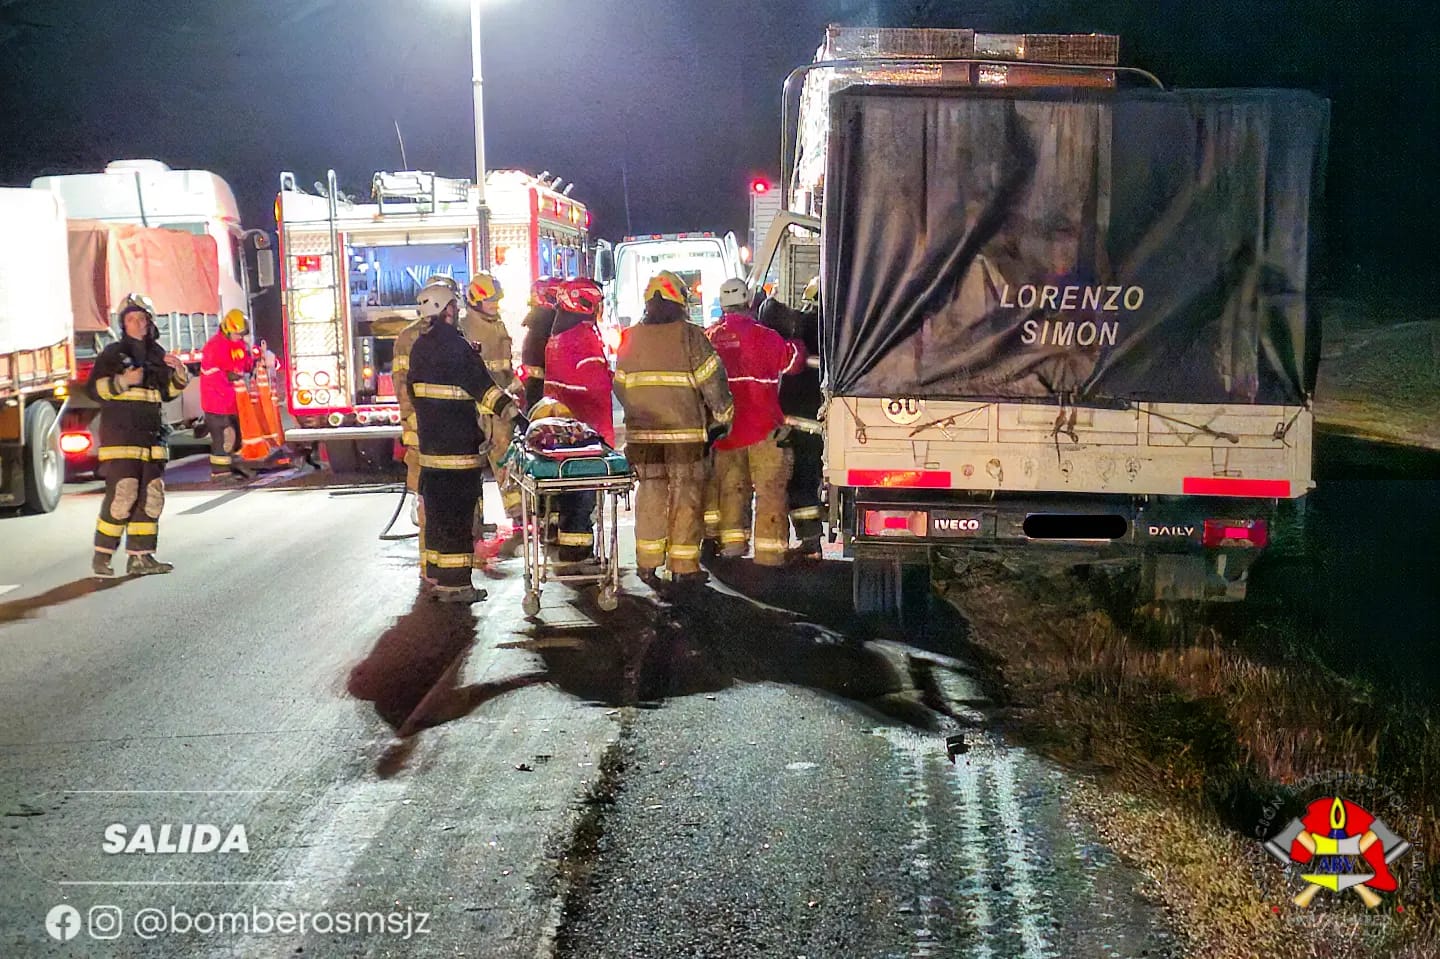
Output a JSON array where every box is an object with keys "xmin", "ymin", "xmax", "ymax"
[{"xmin": 934, "ymin": 551, "xmax": 1440, "ymax": 958}]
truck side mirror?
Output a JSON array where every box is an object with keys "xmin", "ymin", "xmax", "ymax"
[
  {"xmin": 256, "ymin": 248, "xmax": 276, "ymax": 292},
  {"xmin": 595, "ymin": 248, "xmax": 615, "ymax": 284}
]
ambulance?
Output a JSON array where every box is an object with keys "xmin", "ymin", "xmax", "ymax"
[{"xmin": 274, "ymin": 168, "xmax": 589, "ymax": 468}]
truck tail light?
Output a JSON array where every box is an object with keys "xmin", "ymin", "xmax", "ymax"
[
  {"xmin": 863, "ymin": 509, "xmax": 927, "ymax": 538},
  {"xmin": 1203, "ymin": 519, "xmax": 1268, "ymax": 549},
  {"xmin": 60, "ymin": 432, "xmax": 92, "ymax": 455}
]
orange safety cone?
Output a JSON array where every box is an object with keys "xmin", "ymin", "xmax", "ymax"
[
  {"xmin": 252, "ymin": 365, "xmax": 291, "ymax": 467},
  {"xmin": 233, "ymin": 378, "xmax": 274, "ymax": 463}
]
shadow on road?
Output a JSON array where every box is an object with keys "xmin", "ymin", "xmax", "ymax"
[
  {"xmin": 501, "ymin": 561, "xmax": 980, "ymax": 731},
  {"xmin": 346, "ymin": 591, "xmax": 549, "ymax": 776},
  {"xmin": 0, "ymin": 577, "xmax": 134, "ymax": 627}
]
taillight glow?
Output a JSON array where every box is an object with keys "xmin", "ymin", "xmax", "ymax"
[
  {"xmin": 1183, "ymin": 477, "xmax": 1291, "ymax": 498},
  {"xmin": 295, "ymin": 389, "xmax": 313, "ymax": 405},
  {"xmin": 1203, "ymin": 519, "xmax": 1269, "ymax": 549},
  {"xmin": 848, "ymin": 469, "xmax": 952, "ymax": 489},
  {"xmin": 863, "ymin": 509, "xmax": 928, "ymax": 538},
  {"xmin": 60, "ymin": 432, "xmax": 92, "ymax": 455}
]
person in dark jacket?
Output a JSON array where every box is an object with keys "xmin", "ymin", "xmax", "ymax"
[
  {"xmin": 759, "ymin": 278, "xmax": 824, "ymax": 557},
  {"xmin": 87, "ymin": 293, "xmax": 190, "ymax": 576},
  {"xmin": 407, "ymin": 279, "xmax": 525, "ymax": 603},
  {"xmin": 519, "ymin": 277, "xmax": 561, "ymax": 413}
]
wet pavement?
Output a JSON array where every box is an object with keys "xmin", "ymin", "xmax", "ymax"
[{"xmin": 1, "ymin": 473, "xmax": 1178, "ymax": 957}]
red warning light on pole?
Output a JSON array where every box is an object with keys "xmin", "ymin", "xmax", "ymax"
[{"xmin": 750, "ymin": 178, "xmax": 770, "ymax": 195}]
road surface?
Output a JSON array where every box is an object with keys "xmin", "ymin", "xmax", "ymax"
[{"xmin": 0, "ymin": 462, "xmax": 1176, "ymax": 957}]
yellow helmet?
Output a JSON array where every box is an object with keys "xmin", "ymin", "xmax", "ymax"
[
  {"xmin": 801, "ymin": 276, "xmax": 820, "ymax": 305},
  {"xmin": 466, "ymin": 272, "xmax": 504, "ymax": 310},
  {"xmin": 529, "ymin": 396, "xmax": 573, "ymax": 420},
  {"xmin": 644, "ymin": 271, "xmax": 690, "ymax": 306},
  {"xmin": 221, "ymin": 309, "xmax": 248, "ymax": 335}
]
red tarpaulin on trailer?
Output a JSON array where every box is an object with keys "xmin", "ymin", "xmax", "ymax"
[{"xmin": 66, "ymin": 220, "xmax": 221, "ymax": 332}]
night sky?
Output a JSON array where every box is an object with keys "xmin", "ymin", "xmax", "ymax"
[{"xmin": 2, "ymin": 0, "xmax": 1436, "ymax": 302}]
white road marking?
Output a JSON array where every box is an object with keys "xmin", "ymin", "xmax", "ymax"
[{"xmin": 0, "ymin": 585, "xmax": 18, "ymax": 598}]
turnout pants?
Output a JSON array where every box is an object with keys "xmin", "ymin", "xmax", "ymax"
[
  {"xmin": 786, "ymin": 430, "xmax": 825, "ymax": 542},
  {"xmin": 206, "ymin": 413, "xmax": 240, "ymax": 476},
  {"xmin": 554, "ymin": 492, "xmax": 596, "ymax": 562},
  {"xmin": 715, "ymin": 439, "xmax": 793, "ymax": 567},
  {"xmin": 94, "ymin": 448, "xmax": 168, "ymax": 556},
  {"xmin": 484, "ymin": 418, "xmax": 521, "ymax": 520},
  {"xmin": 419, "ymin": 468, "xmax": 481, "ymax": 596},
  {"xmin": 630, "ymin": 442, "xmax": 707, "ymax": 575}
]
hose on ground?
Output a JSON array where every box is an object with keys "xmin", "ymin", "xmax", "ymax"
[{"xmin": 327, "ymin": 482, "xmax": 418, "ymax": 540}]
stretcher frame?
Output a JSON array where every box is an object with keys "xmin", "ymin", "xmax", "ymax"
[{"xmin": 514, "ymin": 466, "xmax": 634, "ymax": 618}]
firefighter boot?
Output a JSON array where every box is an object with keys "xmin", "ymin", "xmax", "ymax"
[
  {"xmin": 435, "ymin": 585, "xmax": 487, "ymax": 604},
  {"xmin": 127, "ymin": 554, "xmax": 175, "ymax": 576},
  {"xmin": 92, "ymin": 551, "xmax": 115, "ymax": 578},
  {"xmin": 790, "ymin": 535, "xmax": 823, "ymax": 560}
]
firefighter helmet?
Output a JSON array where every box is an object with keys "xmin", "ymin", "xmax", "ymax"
[
  {"xmin": 529, "ymin": 276, "xmax": 561, "ymax": 308},
  {"xmin": 221, "ymin": 309, "xmax": 248, "ymax": 335},
  {"xmin": 555, "ymin": 278, "xmax": 603, "ymax": 316},
  {"xmin": 119, "ymin": 292, "xmax": 155, "ymax": 319},
  {"xmin": 718, "ymin": 278, "xmax": 750, "ymax": 310},
  {"xmin": 466, "ymin": 272, "xmax": 504, "ymax": 310},
  {"xmin": 529, "ymin": 396, "xmax": 573, "ymax": 420},
  {"xmin": 417, "ymin": 279, "xmax": 460, "ymax": 319},
  {"xmin": 644, "ymin": 271, "xmax": 690, "ymax": 306},
  {"xmin": 802, "ymin": 276, "xmax": 820, "ymax": 305}
]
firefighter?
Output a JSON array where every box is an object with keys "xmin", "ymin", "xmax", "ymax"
[
  {"xmin": 544, "ymin": 277, "xmax": 614, "ymax": 564},
  {"xmin": 393, "ymin": 276, "xmax": 463, "ymax": 574},
  {"xmin": 199, "ymin": 309, "xmax": 256, "ymax": 481},
  {"xmin": 87, "ymin": 293, "xmax": 190, "ymax": 577},
  {"xmin": 463, "ymin": 272, "xmax": 525, "ymax": 555},
  {"xmin": 706, "ymin": 278, "xmax": 805, "ymax": 566},
  {"xmin": 614, "ymin": 271, "xmax": 733, "ymax": 587},
  {"xmin": 760, "ymin": 276, "xmax": 825, "ymax": 558},
  {"xmin": 407, "ymin": 278, "xmax": 524, "ymax": 603},
  {"xmin": 519, "ymin": 277, "xmax": 561, "ymax": 413}
]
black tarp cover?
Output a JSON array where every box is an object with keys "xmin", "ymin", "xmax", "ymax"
[{"xmin": 821, "ymin": 87, "xmax": 1329, "ymax": 404}]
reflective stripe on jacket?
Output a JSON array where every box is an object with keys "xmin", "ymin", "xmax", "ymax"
[
  {"xmin": 544, "ymin": 321, "xmax": 615, "ymax": 445},
  {"xmin": 614, "ymin": 318, "xmax": 733, "ymax": 445}
]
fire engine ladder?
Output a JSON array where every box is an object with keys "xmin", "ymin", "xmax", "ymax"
[
  {"xmin": 372, "ymin": 171, "xmax": 471, "ymax": 216},
  {"xmin": 278, "ymin": 170, "xmax": 350, "ymax": 400}
]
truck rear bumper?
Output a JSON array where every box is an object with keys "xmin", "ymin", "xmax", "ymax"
[
  {"xmin": 283, "ymin": 426, "xmax": 401, "ymax": 443},
  {"xmin": 840, "ymin": 488, "xmax": 1274, "ymax": 601}
]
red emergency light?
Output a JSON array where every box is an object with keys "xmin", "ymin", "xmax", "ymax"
[
  {"xmin": 295, "ymin": 255, "xmax": 322, "ymax": 273},
  {"xmin": 751, "ymin": 179, "xmax": 771, "ymax": 195}
]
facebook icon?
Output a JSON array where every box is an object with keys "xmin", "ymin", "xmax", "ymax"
[{"xmin": 45, "ymin": 904, "xmax": 82, "ymax": 942}]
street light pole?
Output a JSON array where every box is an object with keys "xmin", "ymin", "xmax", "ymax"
[{"xmin": 469, "ymin": 0, "xmax": 491, "ymax": 270}]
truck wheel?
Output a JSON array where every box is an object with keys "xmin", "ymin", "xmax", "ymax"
[
  {"xmin": 325, "ymin": 440, "xmax": 360, "ymax": 473},
  {"xmin": 853, "ymin": 556, "xmax": 901, "ymax": 618},
  {"xmin": 22, "ymin": 401, "xmax": 63, "ymax": 514}
]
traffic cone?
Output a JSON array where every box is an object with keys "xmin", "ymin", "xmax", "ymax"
[
  {"xmin": 252, "ymin": 365, "xmax": 292, "ymax": 467},
  {"xmin": 234, "ymin": 379, "xmax": 274, "ymax": 463}
]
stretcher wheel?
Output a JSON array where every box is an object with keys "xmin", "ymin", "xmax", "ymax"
[
  {"xmin": 522, "ymin": 592, "xmax": 541, "ymax": 618},
  {"xmin": 597, "ymin": 587, "xmax": 618, "ymax": 612}
]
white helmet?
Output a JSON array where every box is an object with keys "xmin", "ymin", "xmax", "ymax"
[
  {"xmin": 417, "ymin": 278, "xmax": 459, "ymax": 319},
  {"xmin": 718, "ymin": 277, "xmax": 751, "ymax": 310}
]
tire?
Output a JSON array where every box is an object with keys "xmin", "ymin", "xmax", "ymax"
[
  {"xmin": 853, "ymin": 556, "xmax": 901, "ymax": 618},
  {"xmin": 325, "ymin": 440, "xmax": 360, "ymax": 473},
  {"xmin": 21, "ymin": 401, "xmax": 63, "ymax": 514}
]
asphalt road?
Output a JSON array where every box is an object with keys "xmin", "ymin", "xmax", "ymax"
[{"xmin": 0, "ymin": 464, "xmax": 1176, "ymax": 958}]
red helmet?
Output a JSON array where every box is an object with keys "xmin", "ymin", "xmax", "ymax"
[
  {"xmin": 530, "ymin": 276, "xmax": 561, "ymax": 308},
  {"xmin": 555, "ymin": 278, "xmax": 603, "ymax": 316}
]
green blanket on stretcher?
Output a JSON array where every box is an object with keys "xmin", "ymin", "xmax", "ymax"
[{"xmin": 503, "ymin": 443, "xmax": 631, "ymax": 479}]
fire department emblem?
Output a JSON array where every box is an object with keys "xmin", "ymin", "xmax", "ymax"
[{"xmin": 1263, "ymin": 796, "xmax": 1411, "ymax": 908}]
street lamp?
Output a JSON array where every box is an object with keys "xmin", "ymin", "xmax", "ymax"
[{"xmin": 459, "ymin": 0, "xmax": 499, "ymax": 269}]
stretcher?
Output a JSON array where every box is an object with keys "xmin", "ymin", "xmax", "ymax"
[{"xmin": 505, "ymin": 442, "xmax": 633, "ymax": 617}]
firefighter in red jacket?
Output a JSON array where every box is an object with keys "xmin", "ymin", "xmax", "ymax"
[
  {"xmin": 543, "ymin": 277, "xmax": 614, "ymax": 563},
  {"xmin": 706, "ymin": 278, "xmax": 805, "ymax": 566},
  {"xmin": 199, "ymin": 310, "xmax": 256, "ymax": 480}
]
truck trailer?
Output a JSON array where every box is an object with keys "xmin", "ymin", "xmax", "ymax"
[
  {"xmin": 754, "ymin": 27, "xmax": 1330, "ymax": 619},
  {"xmin": 30, "ymin": 160, "xmax": 274, "ymax": 474},
  {"xmin": 0, "ymin": 188, "xmax": 74, "ymax": 513}
]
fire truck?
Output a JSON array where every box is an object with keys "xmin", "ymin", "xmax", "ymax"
[{"xmin": 275, "ymin": 168, "xmax": 590, "ymax": 468}]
